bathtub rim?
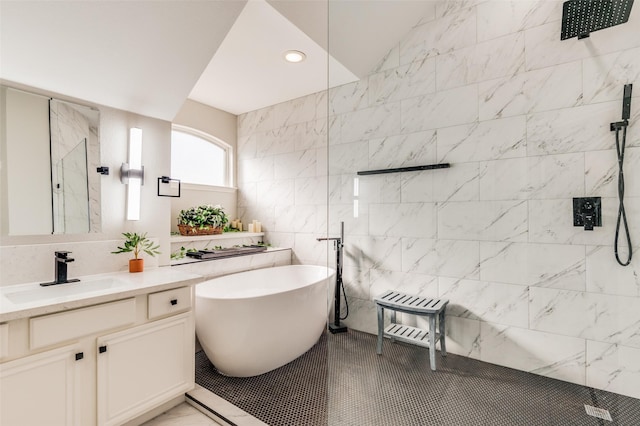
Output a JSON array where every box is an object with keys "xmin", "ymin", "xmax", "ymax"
[{"xmin": 195, "ymin": 264, "xmax": 336, "ymax": 301}]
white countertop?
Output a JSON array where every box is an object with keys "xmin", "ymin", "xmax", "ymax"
[{"xmin": 0, "ymin": 267, "xmax": 203, "ymax": 322}]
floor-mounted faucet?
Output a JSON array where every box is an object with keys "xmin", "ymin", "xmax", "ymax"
[
  {"xmin": 317, "ymin": 221, "xmax": 348, "ymax": 334},
  {"xmin": 40, "ymin": 251, "xmax": 81, "ymax": 286}
]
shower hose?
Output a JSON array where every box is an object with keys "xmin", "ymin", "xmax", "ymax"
[
  {"xmin": 338, "ymin": 268, "xmax": 349, "ymax": 320},
  {"xmin": 614, "ymin": 124, "xmax": 633, "ymax": 266}
]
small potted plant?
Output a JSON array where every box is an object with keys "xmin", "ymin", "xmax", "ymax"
[
  {"xmin": 112, "ymin": 232, "xmax": 161, "ymax": 273},
  {"xmin": 177, "ymin": 204, "xmax": 229, "ymax": 236}
]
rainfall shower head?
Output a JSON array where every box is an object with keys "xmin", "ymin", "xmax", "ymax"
[{"xmin": 561, "ymin": 0, "xmax": 634, "ymax": 40}]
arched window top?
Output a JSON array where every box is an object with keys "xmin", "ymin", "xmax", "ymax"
[{"xmin": 171, "ymin": 125, "xmax": 232, "ymax": 187}]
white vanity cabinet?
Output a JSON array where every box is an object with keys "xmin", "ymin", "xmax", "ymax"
[
  {"xmin": 0, "ymin": 343, "xmax": 82, "ymax": 425},
  {"xmin": 0, "ymin": 284, "xmax": 195, "ymax": 426},
  {"xmin": 96, "ymin": 312, "xmax": 193, "ymax": 426}
]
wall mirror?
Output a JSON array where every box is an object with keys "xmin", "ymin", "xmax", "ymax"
[{"xmin": 0, "ymin": 85, "xmax": 101, "ymax": 236}]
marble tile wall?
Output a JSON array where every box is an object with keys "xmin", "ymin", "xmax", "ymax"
[{"xmin": 237, "ymin": 0, "xmax": 640, "ymax": 399}]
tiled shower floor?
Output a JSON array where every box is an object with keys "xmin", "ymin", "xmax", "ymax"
[{"xmin": 194, "ymin": 330, "xmax": 640, "ymax": 425}]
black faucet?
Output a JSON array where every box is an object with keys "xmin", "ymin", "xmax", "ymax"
[
  {"xmin": 317, "ymin": 222, "xmax": 348, "ymax": 334},
  {"xmin": 40, "ymin": 251, "xmax": 81, "ymax": 286}
]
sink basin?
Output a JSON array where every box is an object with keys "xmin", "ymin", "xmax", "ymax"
[{"xmin": 3, "ymin": 278, "xmax": 130, "ymax": 305}]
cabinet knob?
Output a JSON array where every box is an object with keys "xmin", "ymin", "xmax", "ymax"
[
  {"xmin": 75, "ymin": 352, "xmax": 84, "ymax": 361},
  {"xmin": 99, "ymin": 345, "xmax": 107, "ymax": 354},
  {"xmin": 170, "ymin": 299, "xmax": 178, "ymax": 306}
]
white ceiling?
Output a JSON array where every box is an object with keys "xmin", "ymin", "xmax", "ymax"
[
  {"xmin": 188, "ymin": 0, "xmax": 358, "ymax": 115},
  {"xmin": 0, "ymin": 0, "xmax": 246, "ymax": 120},
  {"xmin": 0, "ymin": 0, "xmax": 433, "ymax": 119}
]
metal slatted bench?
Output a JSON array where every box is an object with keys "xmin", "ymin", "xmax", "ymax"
[{"xmin": 374, "ymin": 290, "xmax": 449, "ymax": 371}]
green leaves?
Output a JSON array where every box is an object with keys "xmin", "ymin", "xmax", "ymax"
[
  {"xmin": 111, "ymin": 232, "xmax": 161, "ymax": 260},
  {"xmin": 177, "ymin": 204, "xmax": 229, "ymax": 229},
  {"xmin": 170, "ymin": 246, "xmax": 197, "ymax": 260}
]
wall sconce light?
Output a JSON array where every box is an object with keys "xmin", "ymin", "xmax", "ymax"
[{"xmin": 121, "ymin": 127, "xmax": 144, "ymax": 220}]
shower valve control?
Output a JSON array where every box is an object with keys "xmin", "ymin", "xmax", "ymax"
[{"xmin": 573, "ymin": 197, "xmax": 602, "ymax": 231}]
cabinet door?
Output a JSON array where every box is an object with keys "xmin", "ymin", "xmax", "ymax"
[
  {"xmin": 96, "ymin": 313, "xmax": 194, "ymax": 426},
  {"xmin": 1, "ymin": 344, "xmax": 82, "ymax": 426}
]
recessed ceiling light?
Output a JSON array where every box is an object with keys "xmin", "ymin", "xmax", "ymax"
[{"xmin": 283, "ymin": 50, "xmax": 306, "ymax": 63}]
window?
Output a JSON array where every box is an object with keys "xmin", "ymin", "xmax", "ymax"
[{"xmin": 171, "ymin": 126, "xmax": 231, "ymax": 187}]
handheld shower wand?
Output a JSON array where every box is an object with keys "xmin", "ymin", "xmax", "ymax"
[
  {"xmin": 610, "ymin": 83, "xmax": 633, "ymax": 266},
  {"xmin": 622, "ymin": 83, "xmax": 632, "ymax": 120}
]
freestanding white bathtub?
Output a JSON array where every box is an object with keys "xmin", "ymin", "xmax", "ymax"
[{"xmin": 195, "ymin": 265, "xmax": 335, "ymax": 377}]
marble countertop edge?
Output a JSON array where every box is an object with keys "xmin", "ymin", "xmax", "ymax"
[{"xmin": 0, "ymin": 267, "xmax": 204, "ymax": 322}]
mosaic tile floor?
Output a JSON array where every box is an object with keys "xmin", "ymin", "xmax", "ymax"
[{"xmin": 195, "ymin": 330, "xmax": 640, "ymax": 425}]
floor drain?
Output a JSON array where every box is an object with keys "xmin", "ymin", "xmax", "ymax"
[{"xmin": 584, "ymin": 404, "xmax": 613, "ymax": 421}]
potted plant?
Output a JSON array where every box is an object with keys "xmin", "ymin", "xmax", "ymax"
[
  {"xmin": 177, "ymin": 204, "xmax": 229, "ymax": 236},
  {"xmin": 112, "ymin": 232, "xmax": 161, "ymax": 273}
]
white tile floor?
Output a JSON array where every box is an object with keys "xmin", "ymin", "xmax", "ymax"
[
  {"xmin": 142, "ymin": 385, "xmax": 267, "ymax": 426},
  {"xmin": 142, "ymin": 403, "xmax": 221, "ymax": 426}
]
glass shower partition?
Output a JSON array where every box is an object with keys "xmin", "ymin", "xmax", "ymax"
[{"xmin": 325, "ymin": 0, "xmax": 640, "ymax": 423}]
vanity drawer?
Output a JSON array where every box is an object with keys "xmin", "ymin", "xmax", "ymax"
[
  {"xmin": 30, "ymin": 298, "xmax": 136, "ymax": 350},
  {"xmin": 148, "ymin": 286, "xmax": 191, "ymax": 320}
]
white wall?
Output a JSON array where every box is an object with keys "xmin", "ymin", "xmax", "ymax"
[
  {"xmin": 237, "ymin": 0, "xmax": 640, "ymax": 399},
  {"xmin": 98, "ymin": 105, "xmax": 172, "ymax": 262},
  {"xmin": 174, "ymin": 99, "xmax": 237, "ymax": 151}
]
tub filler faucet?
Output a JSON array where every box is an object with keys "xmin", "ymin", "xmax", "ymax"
[
  {"xmin": 317, "ymin": 221, "xmax": 348, "ymax": 334},
  {"xmin": 40, "ymin": 251, "xmax": 81, "ymax": 286}
]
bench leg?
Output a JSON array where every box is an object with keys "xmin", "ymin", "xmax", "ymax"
[
  {"xmin": 389, "ymin": 310, "xmax": 397, "ymax": 343},
  {"xmin": 439, "ymin": 309, "xmax": 447, "ymax": 357},
  {"xmin": 428, "ymin": 314, "xmax": 436, "ymax": 371},
  {"xmin": 376, "ymin": 305, "xmax": 384, "ymax": 355}
]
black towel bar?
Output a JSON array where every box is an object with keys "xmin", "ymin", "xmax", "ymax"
[{"xmin": 356, "ymin": 163, "xmax": 450, "ymax": 176}]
